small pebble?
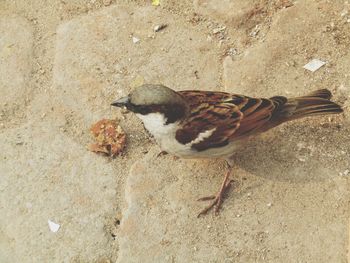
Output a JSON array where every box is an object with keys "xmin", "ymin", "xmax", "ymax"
[
  {"xmin": 132, "ymin": 36, "xmax": 140, "ymax": 44},
  {"xmin": 121, "ymin": 108, "xmax": 129, "ymax": 114},
  {"xmin": 154, "ymin": 24, "xmax": 167, "ymax": 32},
  {"xmin": 297, "ymin": 157, "xmax": 306, "ymax": 162},
  {"xmin": 228, "ymin": 47, "xmax": 238, "ymax": 56},
  {"xmin": 249, "ymin": 25, "xmax": 261, "ymax": 37},
  {"xmin": 103, "ymin": 0, "xmax": 111, "ymax": 6},
  {"xmin": 48, "ymin": 220, "xmax": 60, "ymax": 233},
  {"xmin": 341, "ymin": 9, "xmax": 348, "ymax": 17},
  {"xmin": 267, "ymin": 203, "xmax": 272, "ymax": 207},
  {"xmin": 213, "ymin": 26, "xmax": 226, "ymax": 34}
]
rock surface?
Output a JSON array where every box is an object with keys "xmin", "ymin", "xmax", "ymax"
[
  {"xmin": 0, "ymin": 16, "xmax": 33, "ymax": 112},
  {"xmin": 193, "ymin": 0, "xmax": 257, "ymax": 23},
  {"xmin": 0, "ymin": 0, "xmax": 349, "ymax": 262},
  {"xmin": 0, "ymin": 123, "xmax": 119, "ymax": 262}
]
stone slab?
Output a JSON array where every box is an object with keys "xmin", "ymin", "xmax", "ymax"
[
  {"xmin": 0, "ymin": 122, "xmax": 119, "ymax": 262},
  {"xmin": 117, "ymin": 144, "xmax": 349, "ymax": 262},
  {"xmin": 0, "ymin": 16, "xmax": 33, "ymax": 110},
  {"xmin": 52, "ymin": 4, "xmax": 221, "ymax": 124}
]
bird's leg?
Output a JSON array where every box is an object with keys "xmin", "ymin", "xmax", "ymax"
[{"xmin": 197, "ymin": 168, "xmax": 234, "ymax": 217}]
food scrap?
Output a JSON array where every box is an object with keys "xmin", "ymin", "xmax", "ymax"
[{"xmin": 89, "ymin": 119, "xmax": 126, "ymax": 157}]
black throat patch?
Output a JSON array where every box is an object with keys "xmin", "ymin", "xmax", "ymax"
[{"xmin": 130, "ymin": 103, "xmax": 187, "ymax": 124}]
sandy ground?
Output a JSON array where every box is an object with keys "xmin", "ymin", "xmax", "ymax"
[{"xmin": 0, "ymin": 0, "xmax": 350, "ymax": 262}]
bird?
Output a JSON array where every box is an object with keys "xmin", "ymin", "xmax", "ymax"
[{"xmin": 111, "ymin": 84, "xmax": 343, "ymax": 217}]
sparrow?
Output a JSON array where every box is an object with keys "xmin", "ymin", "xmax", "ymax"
[{"xmin": 111, "ymin": 84, "xmax": 343, "ymax": 217}]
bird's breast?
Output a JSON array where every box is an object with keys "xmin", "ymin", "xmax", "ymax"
[
  {"xmin": 136, "ymin": 112, "xmax": 194, "ymax": 156},
  {"xmin": 136, "ymin": 112, "xmax": 243, "ymax": 159}
]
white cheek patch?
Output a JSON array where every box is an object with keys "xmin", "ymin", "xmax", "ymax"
[
  {"xmin": 136, "ymin": 112, "xmax": 166, "ymax": 125},
  {"xmin": 136, "ymin": 113, "xmax": 174, "ymax": 137}
]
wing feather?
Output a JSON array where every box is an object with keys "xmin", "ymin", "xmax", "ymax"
[{"xmin": 175, "ymin": 90, "xmax": 284, "ymax": 151}]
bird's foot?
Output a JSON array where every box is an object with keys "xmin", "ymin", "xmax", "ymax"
[
  {"xmin": 156, "ymin": 151, "xmax": 168, "ymax": 157},
  {"xmin": 197, "ymin": 171, "xmax": 233, "ymax": 217}
]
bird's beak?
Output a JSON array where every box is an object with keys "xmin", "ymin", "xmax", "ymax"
[{"xmin": 111, "ymin": 96, "xmax": 129, "ymax": 108}]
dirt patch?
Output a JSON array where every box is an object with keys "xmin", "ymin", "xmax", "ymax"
[{"xmin": 0, "ymin": 0, "xmax": 349, "ymax": 262}]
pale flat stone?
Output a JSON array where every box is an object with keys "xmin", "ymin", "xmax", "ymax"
[
  {"xmin": 0, "ymin": 16, "xmax": 33, "ymax": 110},
  {"xmin": 118, "ymin": 144, "xmax": 349, "ymax": 262},
  {"xmin": 193, "ymin": 0, "xmax": 258, "ymax": 23},
  {"xmin": 53, "ymin": 4, "xmax": 221, "ymax": 123},
  {"xmin": 0, "ymin": 122, "xmax": 118, "ymax": 261},
  {"xmin": 118, "ymin": 148, "xmax": 232, "ymax": 263},
  {"xmin": 222, "ymin": 1, "xmax": 340, "ymax": 96}
]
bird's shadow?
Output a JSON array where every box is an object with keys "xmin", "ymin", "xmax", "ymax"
[{"xmin": 231, "ymin": 122, "xmax": 345, "ymax": 184}]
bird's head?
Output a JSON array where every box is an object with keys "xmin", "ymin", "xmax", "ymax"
[{"xmin": 111, "ymin": 84, "xmax": 189, "ymax": 124}]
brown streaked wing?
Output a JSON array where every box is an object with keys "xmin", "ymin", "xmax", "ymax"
[
  {"xmin": 230, "ymin": 96, "xmax": 285, "ymax": 139},
  {"xmin": 176, "ymin": 90, "xmax": 287, "ymax": 151},
  {"xmin": 175, "ymin": 102, "xmax": 243, "ymax": 151}
]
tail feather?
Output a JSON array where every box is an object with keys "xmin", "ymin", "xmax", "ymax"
[
  {"xmin": 271, "ymin": 89, "xmax": 343, "ymax": 123},
  {"xmin": 301, "ymin": 89, "xmax": 332, "ymax": 100}
]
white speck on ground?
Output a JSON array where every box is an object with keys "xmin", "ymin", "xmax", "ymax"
[
  {"xmin": 303, "ymin": 59, "xmax": 326, "ymax": 72},
  {"xmin": 48, "ymin": 220, "xmax": 60, "ymax": 233}
]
